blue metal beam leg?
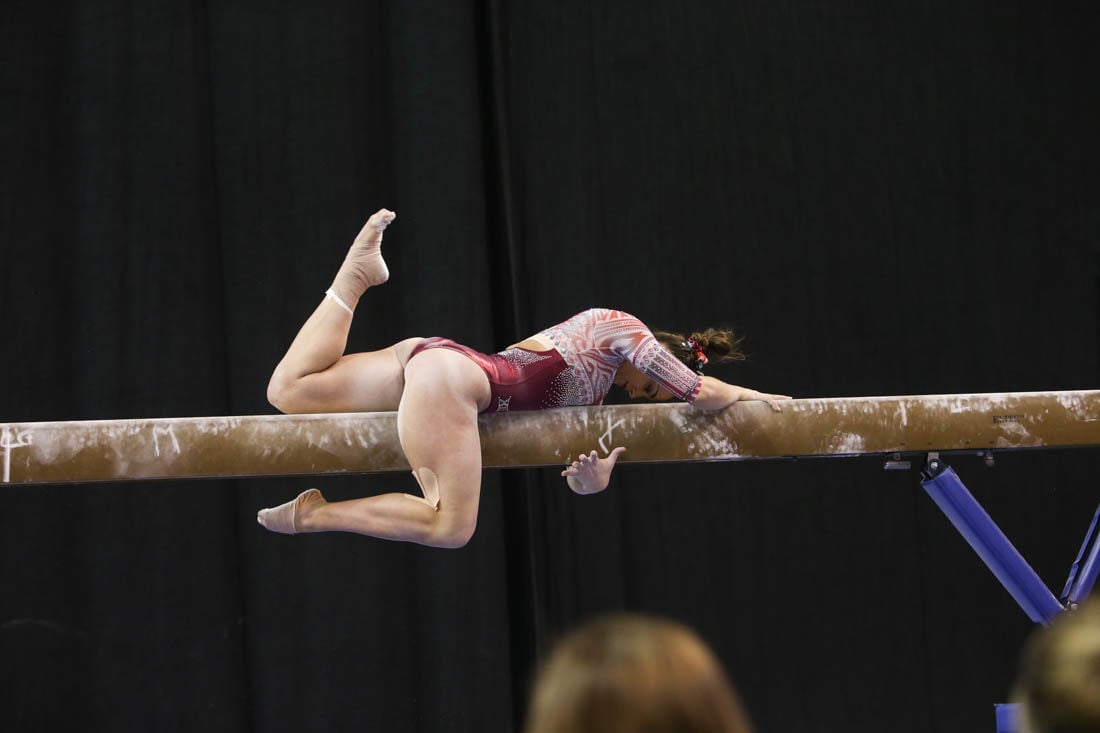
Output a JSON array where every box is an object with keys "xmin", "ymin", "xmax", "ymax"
[
  {"xmin": 920, "ymin": 456, "xmax": 1064, "ymax": 625},
  {"xmin": 1062, "ymin": 503, "xmax": 1100, "ymax": 607}
]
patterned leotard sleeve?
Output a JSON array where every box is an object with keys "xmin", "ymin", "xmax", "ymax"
[{"xmin": 537, "ymin": 308, "xmax": 702, "ymax": 404}]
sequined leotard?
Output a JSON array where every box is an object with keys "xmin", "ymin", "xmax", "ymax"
[{"xmin": 409, "ymin": 308, "xmax": 702, "ymax": 414}]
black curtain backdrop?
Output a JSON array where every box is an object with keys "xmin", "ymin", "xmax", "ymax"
[{"xmin": 3, "ymin": 2, "xmax": 1098, "ymax": 732}]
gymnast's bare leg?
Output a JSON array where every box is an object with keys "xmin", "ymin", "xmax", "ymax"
[
  {"xmin": 259, "ymin": 209, "xmax": 491, "ymax": 548},
  {"xmin": 265, "ymin": 208, "xmax": 414, "ymax": 415}
]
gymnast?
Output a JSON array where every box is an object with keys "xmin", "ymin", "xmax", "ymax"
[{"xmin": 257, "ymin": 209, "xmax": 790, "ymax": 547}]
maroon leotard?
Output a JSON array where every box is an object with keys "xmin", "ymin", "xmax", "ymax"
[{"xmin": 409, "ymin": 308, "xmax": 702, "ymax": 414}]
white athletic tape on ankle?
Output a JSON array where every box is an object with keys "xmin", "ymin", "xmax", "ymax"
[{"xmin": 324, "ymin": 288, "xmax": 354, "ymax": 316}]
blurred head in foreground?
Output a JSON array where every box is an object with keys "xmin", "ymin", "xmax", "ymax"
[
  {"xmin": 524, "ymin": 614, "xmax": 754, "ymax": 733},
  {"xmin": 1014, "ymin": 599, "xmax": 1100, "ymax": 733}
]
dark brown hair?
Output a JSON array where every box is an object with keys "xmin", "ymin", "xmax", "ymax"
[
  {"xmin": 524, "ymin": 614, "xmax": 754, "ymax": 733},
  {"xmin": 654, "ymin": 328, "xmax": 747, "ymax": 374}
]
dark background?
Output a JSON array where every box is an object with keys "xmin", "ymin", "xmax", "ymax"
[{"xmin": 3, "ymin": 1, "xmax": 1098, "ymax": 731}]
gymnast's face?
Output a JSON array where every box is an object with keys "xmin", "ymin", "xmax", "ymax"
[{"xmin": 614, "ymin": 363, "xmax": 674, "ymax": 402}]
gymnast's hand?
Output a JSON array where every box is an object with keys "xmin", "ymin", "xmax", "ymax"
[
  {"xmin": 693, "ymin": 376, "xmax": 791, "ymax": 411},
  {"xmin": 562, "ymin": 447, "xmax": 626, "ymax": 495},
  {"xmin": 737, "ymin": 387, "xmax": 792, "ymax": 412}
]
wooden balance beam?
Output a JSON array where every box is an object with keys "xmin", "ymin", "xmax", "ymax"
[{"xmin": 2, "ymin": 390, "xmax": 1098, "ymax": 485}]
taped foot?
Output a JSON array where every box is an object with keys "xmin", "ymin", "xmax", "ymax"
[
  {"xmin": 257, "ymin": 488, "xmax": 324, "ymax": 534},
  {"xmin": 331, "ymin": 208, "xmax": 396, "ymax": 302}
]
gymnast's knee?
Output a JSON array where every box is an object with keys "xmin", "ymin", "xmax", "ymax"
[
  {"xmin": 266, "ymin": 377, "xmax": 292, "ymax": 412},
  {"xmin": 433, "ymin": 512, "xmax": 477, "ymax": 548},
  {"xmin": 267, "ymin": 370, "xmax": 323, "ymax": 414},
  {"xmin": 410, "ymin": 467, "xmax": 478, "ymax": 548},
  {"xmin": 427, "ymin": 514, "xmax": 477, "ymax": 549},
  {"xmin": 266, "ymin": 369, "xmax": 304, "ymax": 413}
]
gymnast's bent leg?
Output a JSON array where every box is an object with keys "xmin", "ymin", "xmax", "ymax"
[
  {"xmin": 265, "ymin": 208, "xmax": 419, "ymax": 414},
  {"xmin": 258, "ymin": 348, "xmax": 490, "ymax": 548}
]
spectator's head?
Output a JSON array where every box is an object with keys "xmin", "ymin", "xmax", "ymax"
[
  {"xmin": 1013, "ymin": 599, "xmax": 1100, "ymax": 733},
  {"xmin": 524, "ymin": 614, "xmax": 753, "ymax": 733}
]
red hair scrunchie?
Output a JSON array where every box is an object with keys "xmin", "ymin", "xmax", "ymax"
[{"xmin": 684, "ymin": 336, "xmax": 708, "ymax": 373}]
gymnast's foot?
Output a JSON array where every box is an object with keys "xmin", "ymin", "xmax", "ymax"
[
  {"xmin": 330, "ymin": 208, "xmax": 396, "ymax": 308},
  {"xmin": 257, "ymin": 488, "xmax": 325, "ymax": 534}
]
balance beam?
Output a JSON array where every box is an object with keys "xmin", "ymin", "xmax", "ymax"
[{"xmin": 2, "ymin": 390, "xmax": 1098, "ymax": 485}]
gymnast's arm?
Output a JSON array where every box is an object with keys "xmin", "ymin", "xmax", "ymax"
[
  {"xmin": 560, "ymin": 382, "xmax": 789, "ymax": 493},
  {"xmin": 602, "ymin": 314, "xmax": 788, "ymax": 411},
  {"xmin": 692, "ymin": 376, "xmax": 790, "ymax": 412}
]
